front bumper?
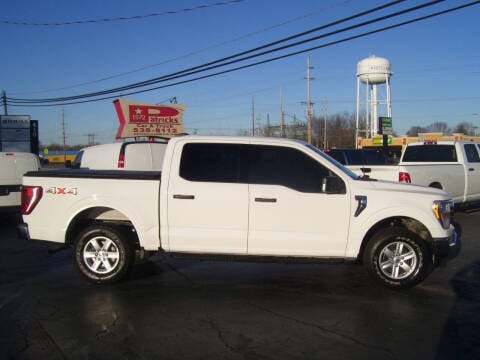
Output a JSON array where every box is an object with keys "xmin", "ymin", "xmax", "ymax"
[{"xmin": 432, "ymin": 230, "xmax": 458, "ymax": 260}]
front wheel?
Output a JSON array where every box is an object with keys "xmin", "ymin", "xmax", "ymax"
[
  {"xmin": 74, "ymin": 225, "xmax": 134, "ymax": 284},
  {"xmin": 364, "ymin": 227, "xmax": 432, "ymax": 288}
]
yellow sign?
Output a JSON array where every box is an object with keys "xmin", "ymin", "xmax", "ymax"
[{"xmin": 372, "ymin": 136, "xmax": 392, "ymax": 145}]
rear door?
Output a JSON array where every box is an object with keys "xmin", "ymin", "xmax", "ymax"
[{"xmin": 166, "ymin": 142, "xmax": 248, "ymax": 254}]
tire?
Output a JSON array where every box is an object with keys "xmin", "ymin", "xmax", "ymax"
[
  {"xmin": 363, "ymin": 227, "xmax": 432, "ymax": 288},
  {"xmin": 73, "ymin": 225, "xmax": 134, "ymax": 284}
]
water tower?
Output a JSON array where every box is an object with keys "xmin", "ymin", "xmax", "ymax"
[{"xmin": 355, "ymin": 55, "xmax": 392, "ymax": 144}]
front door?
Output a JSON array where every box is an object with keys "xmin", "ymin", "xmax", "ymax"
[{"xmin": 246, "ymin": 145, "xmax": 350, "ymax": 257}]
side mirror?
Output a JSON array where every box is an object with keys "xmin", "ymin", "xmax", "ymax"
[{"xmin": 322, "ymin": 176, "xmax": 346, "ymax": 194}]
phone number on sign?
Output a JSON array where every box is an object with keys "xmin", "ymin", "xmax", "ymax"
[{"xmin": 132, "ymin": 124, "xmax": 179, "ymax": 134}]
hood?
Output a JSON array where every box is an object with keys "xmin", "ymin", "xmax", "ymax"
[{"xmin": 352, "ymin": 178, "xmax": 452, "ymax": 200}]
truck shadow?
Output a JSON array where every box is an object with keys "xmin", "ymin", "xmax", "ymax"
[{"xmin": 435, "ymin": 260, "xmax": 480, "ymax": 359}]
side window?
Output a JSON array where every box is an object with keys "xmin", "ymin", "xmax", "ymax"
[
  {"xmin": 326, "ymin": 150, "xmax": 346, "ymax": 164},
  {"xmin": 179, "ymin": 143, "xmax": 241, "ymax": 183},
  {"xmin": 464, "ymin": 144, "xmax": 480, "ymax": 163},
  {"xmin": 247, "ymin": 145, "xmax": 330, "ymax": 193},
  {"xmin": 347, "ymin": 151, "xmax": 363, "ymax": 165},
  {"xmin": 364, "ymin": 151, "xmax": 388, "ymax": 165}
]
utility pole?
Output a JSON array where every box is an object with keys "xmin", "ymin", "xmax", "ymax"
[
  {"xmin": 251, "ymin": 96, "xmax": 255, "ymax": 136},
  {"xmin": 322, "ymin": 98, "xmax": 328, "ymax": 149},
  {"xmin": 303, "ymin": 56, "xmax": 314, "ymax": 144},
  {"xmin": 280, "ymin": 88, "xmax": 285, "ymax": 137},
  {"xmin": 62, "ymin": 105, "xmax": 66, "ymax": 163},
  {"xmin": 2, "ymin": 90, "xmax": 7, "ymax": 115},
  {"xmin": 256, "ymin": 113, "xmax": 262, "ymax": 136},
  {"xmin": 266, "ymin": 113, "xmax": 271, "ymax": 137}
]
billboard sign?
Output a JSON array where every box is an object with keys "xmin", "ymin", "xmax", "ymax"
[
  {"xmin": 0, "ymin": 115, "xmax": 31, "ymax": 152},
  {"xmin": 114, "ymin": 98, "xmax": 185, "ymax": 139}
]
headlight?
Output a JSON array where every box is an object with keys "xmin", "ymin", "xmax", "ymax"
[{"xmin": 433, "ymin": 200, "xmax": 454, "ymax": 229}]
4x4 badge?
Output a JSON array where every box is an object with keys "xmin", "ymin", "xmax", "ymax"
[{"xmin": 46, "ymin": 187, "xmax": 78, "ymax": 195}]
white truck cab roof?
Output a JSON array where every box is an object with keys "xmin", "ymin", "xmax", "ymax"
[{"xmin": 72, "ymin": 141, "xmax": 168, "ymax": 171}]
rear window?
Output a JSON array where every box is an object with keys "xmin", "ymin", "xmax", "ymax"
[{"xmin": 402, "ymin": 145, "xmax": 457, "ymax": 162}]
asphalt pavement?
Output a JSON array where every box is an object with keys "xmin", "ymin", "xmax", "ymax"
[{"xmin": 0, "ymin": 210, "xmax": 479, "ymax": 360}]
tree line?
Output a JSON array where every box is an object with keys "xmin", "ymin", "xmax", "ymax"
[
  {"xmin": 251, "ymin": 112, "xmax": 478, "ymax": 149},
  {"xmin": 40, "ymin": 113, "xmax": 477, "ymax": 150}
]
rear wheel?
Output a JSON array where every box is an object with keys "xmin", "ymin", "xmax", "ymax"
[
  {"xmin": 74, "ymin": 225, "xmax": 134, "ymax": 284},
  {"xmin": 364, "ymin": 227, "xmax": 432, "ymax": 288}
]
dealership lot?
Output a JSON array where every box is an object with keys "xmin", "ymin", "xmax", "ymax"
[{"xmin": 1, "ymin": 210, "xmax": 479, "ymax": 360}]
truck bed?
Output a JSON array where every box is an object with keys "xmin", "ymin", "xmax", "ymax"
[{"xmin": 24, "ymin": 169, "xmax": 161, "ymax": 180}]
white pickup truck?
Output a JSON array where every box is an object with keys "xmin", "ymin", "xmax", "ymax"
[
  {"xmin": 399, "ymin": 140, "xmax": 480, "ymax": 205},
  {"xmin": 18, "ymin": 136, "xmax": 457, "ymax": 288}
]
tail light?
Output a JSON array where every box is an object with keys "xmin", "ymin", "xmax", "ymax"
[
  {"xmin": 117, "ymin": 153, "xmax": 125, "ymax": 168},
  {"xmin": 21, "ymin": 186, "xmax": 43, "ymax": 215},
  {"xmin": 399, "ymin": 172, "xmax": 411, "ymax": 183}
]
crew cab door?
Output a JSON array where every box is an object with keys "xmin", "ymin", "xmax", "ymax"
[
  {"xmin": 246, "ymin": 145, "xmax": 350, "ymax": 257},
  {"xmin": 463, "ymin": 143, "xmax": 480, "ymax": 201},
  {"xmin": 166, "ymin": 142, "xmax": 248, "ymax": 254}
]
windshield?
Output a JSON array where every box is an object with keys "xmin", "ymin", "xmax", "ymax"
[{"xmin": 306, "ymin": 144, "xmax": 360, "ymax": 179}]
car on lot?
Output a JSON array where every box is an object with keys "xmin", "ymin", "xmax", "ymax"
[
  {"xmin": 19, "ymin": 135, "xmax": 456, "ymax": 288},
  {"xmin": 398, "ymin": 140, "xmax": 480, "ymax": 205},
  {"xmin": 0, "ymin": 152, "xmax": 40, "ymax": 212}
]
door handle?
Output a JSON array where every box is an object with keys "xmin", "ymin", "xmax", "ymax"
[
  {"xmin": 255, "ymin": 197, "xmax": 277, "ymax": 203},
  {"xmin": 173, "ymin": 194, "xmax": 195, "ymax": 200},
  {"xmin": 469, "ymin": 168, "xmax": 474, "ymax": 172}
]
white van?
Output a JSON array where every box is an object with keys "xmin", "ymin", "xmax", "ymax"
[
  {"xmin": 71, "ymin": 141, "xmax": 168, "ymax": 171},
  {"xmin": 0, "ymin": 152, "xmax": 41, "ymax": 212}
]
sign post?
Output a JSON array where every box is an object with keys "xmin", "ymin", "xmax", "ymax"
[{"xmin": 378, "ymin": 116, "xmax": 393, "ymax": 148}]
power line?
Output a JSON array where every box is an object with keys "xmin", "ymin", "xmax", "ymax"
[
  {"xmin": 6, "ymin": 0, "xmax": 479, "ymax": 107},
  {"xmin": 5, "ymin": 0, "xmax": 414, "ymax": 103},
  {"xmin": 10, "ymin": 0, "xmax": 352, "ymax": 95},
  {"xmin": 0, "ymin": 0, "xmax": 246, "ymax": 26}
]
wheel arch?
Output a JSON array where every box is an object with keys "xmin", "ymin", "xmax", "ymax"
[
  {"xmin": 65, "ymin": 206, "xmax": 139, "ymax": 248},
  {"xmin": 357, "ymin": 216, "xmax": 433, "ymax": 263},
  {"xmin": 429, "ymin": 182, "xmax": 443, "ymax": 189}
]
